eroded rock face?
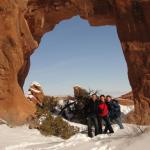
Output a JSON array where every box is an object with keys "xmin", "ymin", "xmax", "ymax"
[
  {"xmin": 27, "ymin": 81, "xmax": 45, "ymax": 105},
  {"xmin": 73, "ymin": 86, "xmax": 89, "ymax": 98},
  {"xmin": 0, "ymin": 0, "xmax": 150, "ymax": 125},
  {"xmin": 0, "ymin": 0, "xmax": 38, "ymax": 125}
]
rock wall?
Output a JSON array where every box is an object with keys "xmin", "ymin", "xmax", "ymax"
[{"xmin": 0, "ymin": 0, "xmax": 150, "ymax": 125}]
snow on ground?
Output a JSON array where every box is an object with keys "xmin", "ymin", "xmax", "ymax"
[
  {"xmin": 0, "ymin": 123, "xmax": 150, "ymax": 150},
  {"xmin": 1, "ymin": 104, "xmax": 148, "ymax": 150},
  {"xmin": 0, "ymin": 124, "xmax": 63, "ymax": 150}
]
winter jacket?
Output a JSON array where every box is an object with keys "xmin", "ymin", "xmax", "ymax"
[
  {"xmin": 84, "ymin": 99, "xmax": 100, "ymax": 117},
  {"xmin": 106, "ymin": 99, "xmax": 121, "ymax": 119},
  {"xmin": 98, "ymin": 102, "xmax": 109, "ymax": 117}
]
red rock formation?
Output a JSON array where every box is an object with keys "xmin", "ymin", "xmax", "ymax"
[
  {"xmin": 120, "ymin": 92, "xmax": 133, "ymax": 100},
  {"xmin": 114, "ymin": 0, "xmax": 150, "ymax": 124},
  {"xmin": 27, "ymin": 81, "xmax": 44, "ymax": 105},
  {"xmin": 0, "ymin": 0, "xmax": 150, "ymax": 125},
  {"xmin": 0, "ymin": 0, "xmax": 37, "ymax": 125},
  {"xmin": 73, "ymin": 86, "xmax": 89, "ymax": 98},
  {"xmin": 118, "ymin": 91, "xmax": 134, "ymax": 106}
]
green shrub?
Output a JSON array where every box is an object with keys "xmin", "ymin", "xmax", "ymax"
[
  {"xmin": 35, "ymin": 96, "xmax": 58, "ymax": 117},
  {"xmin": 32, "ymin": 97, "xmax": 79, "ymax": 139},
  {"xmin": 43, "ymin": 96, "xmax": 58, "ymax": 112},
  {"xmin": 39, "ymin": 113, "xmax": 79, "ymax": 139}
]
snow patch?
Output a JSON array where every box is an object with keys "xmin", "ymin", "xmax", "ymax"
[
  {"xmin": 30, "ymin": 81, "xmax": 41, "ymax": 87},
  {"xmin": 30, "ymin": 88, "xmax": 41, "ymax": 93},
  {"xmin": 120, "ymin": 105, "xmax": 134, "ymax": 115}
]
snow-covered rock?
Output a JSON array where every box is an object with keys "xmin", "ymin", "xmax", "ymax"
[
  {"xmin": 30, "ymin": 81, "xmax": 42, "ymax": 87},
  {"xmin": 25, "ymin": 81, "xmax": 44, "ymax": 105},
  {"xmin": 30, "ymin": 88, "xmax": 41, "ymax": 94}
]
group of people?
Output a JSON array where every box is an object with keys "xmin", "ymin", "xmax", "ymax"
[{"xmin": 85, "ymin": 94, "xmax": 124, "ymax": 138}]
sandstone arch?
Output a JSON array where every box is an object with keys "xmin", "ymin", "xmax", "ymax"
[{"xmin": 0, "ymin": 0, "xmax": 150, "ymax": 125}]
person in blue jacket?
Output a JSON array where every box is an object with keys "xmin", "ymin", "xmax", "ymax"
[{"xmin": 106, "ymin": 95, "xmax": 124, "ymax": 129}]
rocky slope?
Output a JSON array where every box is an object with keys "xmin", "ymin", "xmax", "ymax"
[
  {"xmin": 118, "ymin": 91, "xmax": 134, "ymax": 106},
  {"xmin": 120, "ymin": 92, "xmax": 133, "ymax": 100},
  {"xmin": 0, "ymin": 0, "xmax": 150, "ymax": 125}
]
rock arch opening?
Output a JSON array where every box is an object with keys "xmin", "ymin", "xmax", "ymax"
[
  {"xmin": 24, "ymin": 16, "xmax": 131, "ymax": 97},
  {"xmin": 0, "ymin": 0, "xmax": 150, "ymax": 125}
]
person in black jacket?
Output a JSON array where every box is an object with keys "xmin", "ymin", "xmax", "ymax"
[
  {"xmin": 84, "ymin": 94, "xmax": 101, "ymax": 137},
  {"xmin": 106, "ymin": 95, "xmax": 124, "ymax": 129}
]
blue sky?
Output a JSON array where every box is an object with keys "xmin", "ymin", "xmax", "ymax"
[{"xmin": 24, "ymin": 16, "xmax": 131, "ymax": 97}]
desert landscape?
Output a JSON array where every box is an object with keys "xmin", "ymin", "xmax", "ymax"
[{"xmin": 0, "ymin": 0, "xmax": 150, "ymax": 149}]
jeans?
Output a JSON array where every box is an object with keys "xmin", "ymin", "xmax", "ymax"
[
  {"xmin": 87, "ymin": 115, "xmax": 99, "ymax": 137},
  {"xmin": 102, "ymin": 116, "xmax": 114, "ymax": 133},
  {"xmin": 97, "ymin": 115, "xmax": 102, "ymax": 134},
  {"xmin": 111, "ymin": 116, "xmax": 124, "ymax": 129}
]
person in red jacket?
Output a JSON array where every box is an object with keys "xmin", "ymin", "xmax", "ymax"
[{"xmin": 98, "ymin": 95, "xmax": 114, "ymax": 134}]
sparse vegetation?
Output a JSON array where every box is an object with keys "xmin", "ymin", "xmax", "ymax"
[
  {"xmin": 29, "ymin": 96, "xmax": 79, "ymax": 139},
  {"xmin": 43, "ymin": 96, "xmax": 58, "ymax": 112},
  {"xmin": 39, "ymin": 112, "xmax": 79, "ymax": 139}
]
